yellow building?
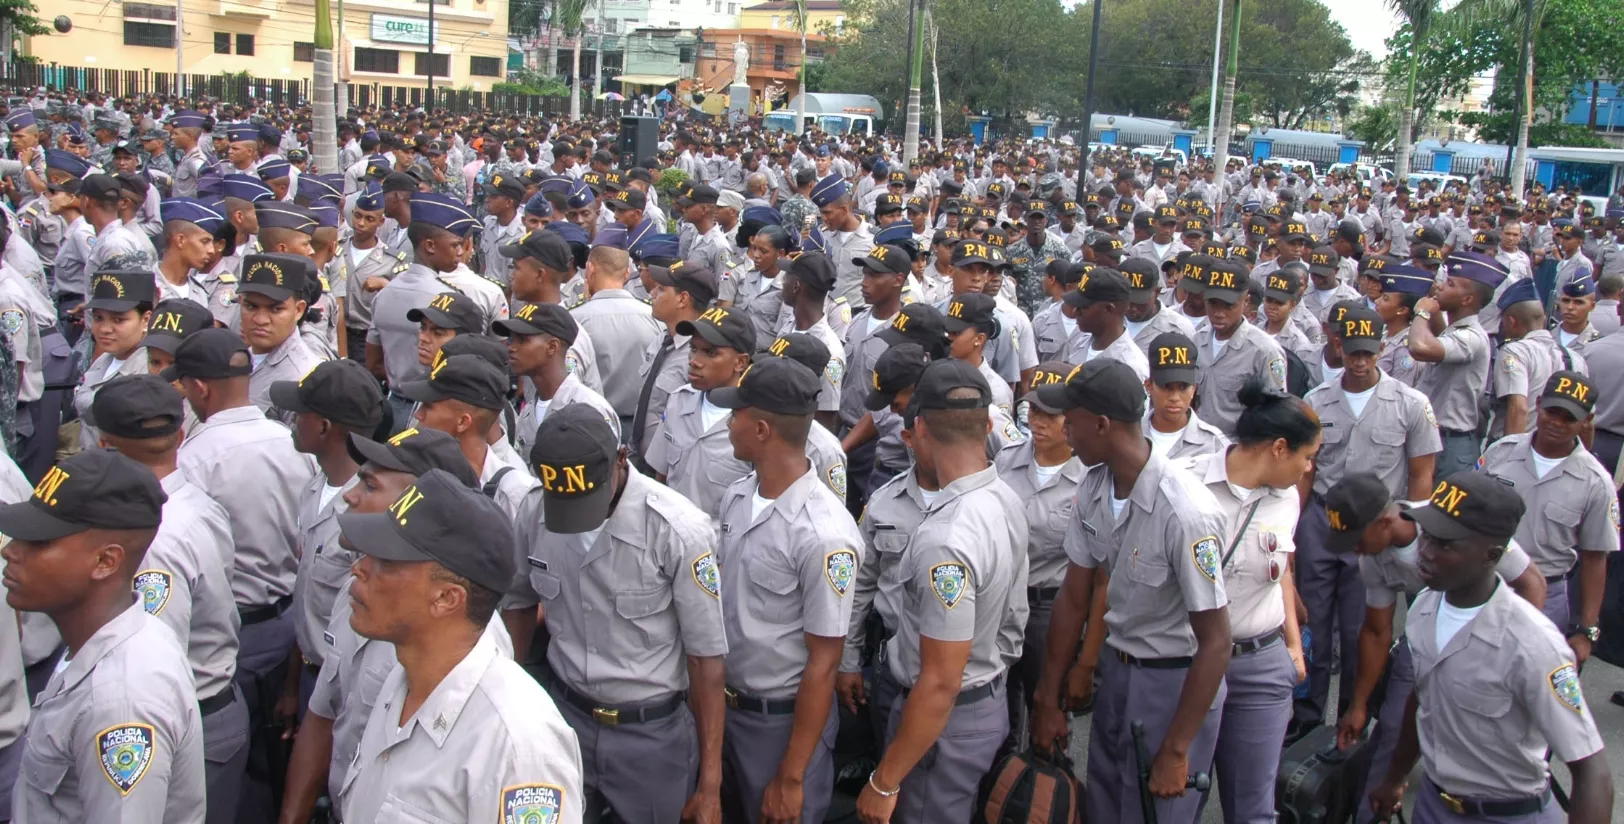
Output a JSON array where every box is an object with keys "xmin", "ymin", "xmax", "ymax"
[
  {"xmin": 738, "ymin": 0, "xmax": 846, "ymax": 37},
  {"xmin": 24, "ymin": 0, "xmax": 512, "ymax": 92}
]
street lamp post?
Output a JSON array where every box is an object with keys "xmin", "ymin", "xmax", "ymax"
[
  {"xmin": 426, "ymin": 0, "xmax": 436, "ymax": 108},
  {"xmin": 1077, "ymin": 0, "xmax": 1103, "ymax": 183}
]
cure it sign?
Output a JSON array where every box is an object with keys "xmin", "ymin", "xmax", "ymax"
[{"xmin": 371, "ymin": 14, "xmax": 432, "ymax": 46}]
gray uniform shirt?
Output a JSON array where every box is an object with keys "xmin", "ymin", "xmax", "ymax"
[
  {"xmin": 822, "ymin": 222, "xmax": 876, "ymax": 308},
  {"xmin": 571, "ymin": 288, "xmax": 662, "ymax": 416},
  {"xmin": 16, "ymin": 603, "xmax": 205, "ymax": 824},
  {"xmin": 717, "ymin": 468, "xmax": 865, "ymax": 699},
  {"xmin": 0, "ymin": 265, "xmax": 51, "ymax": 403},
  {"xmin": 1185, "ymin": 451, "xmax": 1300, "ymax": 639},
  {"xmin": 250, "ymin": 332, "xmax": 324, "ymax": 419},
  {"xmin": 1194, "ymin": 320, "xmax": 1288, "ymax": 435},
  {"xmin": 514, "ymin": 375, "xmax": 620, "ymax": 465},
  {"xmin": 635, "ymin": 332, "xmax": 691, "ymax": 450},
  {"xmin": 1479, "ymin": 434, "xmax": 1620, "ymax": 578},
  {"xmin": 479, "ymin": 213, "xmax": 526, "ymax": 287},
  {"xmin": 1491, "ymin": 328, "xmax": 1574, "ymax": 439},
  {"xmin": 840, "ymin": 307, "xmax": 894, "ymax": 428},
  {"xmin": 291, "ymin": 474, "xmax": 358, "ymax": 669},
  {"xmin": 179, "ymin": 404, "xmax": 317, "ymax": 606},
  {"xmin": 1066, "ymin": 451, "xmax": 1230, "ymax": 659},
  {"xmin": 1129, "ymin": 305, "xmax": 1197, "ymax": 356},
  {"xmin": 515, "ymin": 470, "xmax": 729, "ymax": 704},
  {"xmin": 1415, "ymin": 314, "xmax": 1490, "ymax": 432},
  {"xmin": 140, "ymin": 471, "xmax": 240, "ymax": 702},
  {"xmin": 86, "ymin": 217, "xmax": 156, "ymax": 273},
  {"xmin": 366, "ymin": 264, "xmax": 449, "ymax": 390},
  {"xmin": 334, "ymin": 242, "xmax": 409, "ymax": 331},
  {"xmin": 994, "ymin": 443, "xmax": 1084, "ymax": 591},
  {"xmin": 1305, "ymin": 372, "xmax": 1441, "ymax": 498}
]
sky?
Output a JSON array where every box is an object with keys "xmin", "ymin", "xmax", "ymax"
[{"xmin": 1324, "ymin": 1, "xmax": 1402, "ymax": 58}]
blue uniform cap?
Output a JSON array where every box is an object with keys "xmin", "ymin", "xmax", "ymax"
[
  {"xmin": 5, "ymin": 109, "xmax": 35, "ymax": 131},
  {"xmin": 169, "ymin": 110, "xmax": 207, "ymax": 129},
  {"xmin": 546, "ymin": 220, "xmax": 590, "ymax": 248},
  {"xmin": 45, "ymin": 149, "xmax": 90, "ymax": 179},
  {"xmin": 1376, "ymin": 265, "xmax": 1433, "ymax": 297},
  {"xmin": 565, "ymin": 178, "xmax": 594, "ymax": 210},
  {"xmin": 362, "ymin": 129, "xmax": 379, "ymax": 141},
  {"xmin": 874, "ymin": 222, "xmax": 917, "ymax": 248},
  {"xmin": 308, "ymin": 204, "xmax": 340, "ymax": 230},
  {"xmin": 355, "ymin": 182, "xmax": 384, "ymax": 211},
  {"xmin": 595, "ymin": 223, "xmax": 629, "ymax": 250},
  {"xmin": 523, "ymin": 192, "xmax": 554, "ymax": 218},
  {"xmin": 64, "ymin": 125, "xmax": 87, "ymax": 145},
  {"xmin": 1606, "ymin": 208, "xmax": 1624, "ymax": 220},
  {"xmin": 227, "ymin": 124, "xmax": 259, "ymax": 143},
  {"xmin": 257, "ymin": 123, "xmax": 282, "ymax": 144},
  {"xmin": 809, "ymin": 173, "xmax": 847, "ymax": 208},
  {"xmin": 1562, "ymin": 273, "xmax": 1596, "ymax": 298},
  {"xmin": 740, "ymin": 206, "xmax": 782, "ymax": 227},
  {"xmin": 1445, "ymin": 250, "xmax": 1509, "ymax": 289},
  {"xmin": 257, "ymin": 157, "xmax": 292, "ymax": 181},
  {"xmin": 159, "ymin": 198, "xmax": 226, "ymax": 233},
  {"xmin": 409, "ymin": 192, "xmax": 479, "ymax": 237},
  {"xmin": 1496, "ymin": 276, "xmax": 1538, "ymax": 310},
  {"xmin": 221, "ymin": 173, "xmax": 274, "ymax": 203},
  {"xmin": 297, "ymin": 173, "xmax": 344, "ymax": 205},
  {"xmin": 538, "ymin": 176, "xmax": 573, "ymax": 196},
  {"xmin": 256, "ymin": 201, "xmax": 319, "ymax": 235},
  {"xmin": 630, "ymin": 232, "xmax": 679, "ymax": 263},
  {"xmin": 803, "ymin": 226, "xmax": 828, "ymax": 254}
]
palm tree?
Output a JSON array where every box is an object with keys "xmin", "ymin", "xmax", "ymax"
[
  {"xmin": 311, "ymin": 0, "xmax": 338, "ymax": 174},
  {"xmin": 927, "ymin": 0, "xmax": 942, "ymax": 143},
  {"xmin": 1442, "ymin": 0, "xmax": 1547, "ymax": 195},
  {"xmin": 786, "ymin": 0, "xmax": 808, "ymax": 127},
  {"xmin": 555, "ymin": 0, "xmax": 594, "ymax": 121},
  {"xmin": 1387, "ymin": 0, "xmax": 1440, "ymax": 182}
]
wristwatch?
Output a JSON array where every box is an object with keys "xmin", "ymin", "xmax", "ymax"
[
  {"xmin": 1573, "ymin": 625, "xmax": 1600, "ymax": 642},
  {"xmin": 1413, "ymin": 308, "xmax": 1433, "ymax": 322}
]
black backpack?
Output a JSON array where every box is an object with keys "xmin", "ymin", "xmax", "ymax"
[
  {"xmin": 1282, "ymin": 347, "xmax": 1314, "ymax": 398},
  {"xmin": 974, "ymin": 750, "xmax": 1084, "ymax": 824}
]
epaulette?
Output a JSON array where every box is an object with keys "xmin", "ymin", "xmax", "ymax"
[
  {"xmin": 395, "ymin": 250, "xmax": 407, "ymax": 261},
  {"xmin": 435, "ymin": 276, "xmax": 466, "ymax": 294},
  {"xmin": 568, "ymin": 295, "xmax": 586, "ymax": 310},
  {"xmin": 217, "ymin": 272, "xmax": 237, "ymax": 283},
  {"xmin": 392, "ymin": 262, "xmax": 410, "ymax": 275},
  {"xmin": 318, "ymin": 275, "xmax": 330, "ymax": 292}
]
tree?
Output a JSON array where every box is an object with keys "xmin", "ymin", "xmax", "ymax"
[
  {"xmin": 1387, "ymin": 0, "xmax": 1440, "ymax": 179},
  {"xmin": 1346, "ymin": 103, "xmax": 1400, "ymax": 151},
  {"xmin": 311, "ymin": 0, "xmax": 338, "ymax": 175},
  {"xmin": 0, "ymin": 0, "xmax": 48, "ymax": 63},
  {"xmin": 552, "ymin": 0, "xmax": 593, "ymax": 120}
]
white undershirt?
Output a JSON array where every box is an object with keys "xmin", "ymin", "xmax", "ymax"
[
  {"xmin": 1558, "ymin": 328, "xmax": 1578, "ymax": 347},
  {"xmin": 1435, "ymin": 597, "xmax": 1486, "ymax": 650},
  {"xmin": 1343, "ymin": 383, "xmax": 1376, "ymax": 418},
  {"xmin": 1152, "ymin": 240, "xmax": 1173, "ymax": 259},
  {"xmin": 1032, "ymin": 461, "xmax": 1064, "ymax": 489},
  {"xmin": 1125, "ymin": 316, "xmax": 1150, "ymax": 340},
  {"xmin": 699, "ymin": 395, "xmax": 730, "ymax": 432},
  {"xmin": 573, "ymin": 525, "xmax": 605, "ymax": 554},
  {"xmin": 1147, "ymin": 422, "xmax": 1184, "ymax": 456},
  {"xmin": 750, "ymin": 488, "xmax": 774, "ymax": 520},
  {"xmin": 866, "ymin": 312, "xmax": 890, "ymax": 335},
  {"xmin": 250, "ymin": 351, "xmax": 269, "ymax": 371},
  {"xmin": 1320, "ymin": 355, "xmax": 1344, "ymax": 387},
  {"xmin": 318, "ymin": 483, "xmax": 343, "ymax": 512},
  {"xmin": 1061, "ymin": 315, "xmax": 1078, "ymax": 339},
  {"xmin": 1530, "ymin": 449, "xmax": 1564, "ymax": 479},
  {"xmin": 1211, "ymin": 336, "xmax": 1228, "ymax": 359},
  {"xmin": 918, "ymin": 487, "xmax": 942, "ymax": 509},
  {"xmin": 1226, "ymin": 481, "xmax": 1254, "ymax": 502},
  {"xmin": 1110, "ymin": 493, "xmax": 1129, "ymax": 520},
  {"xmin": 349, "ymin": 243, "xmax": 372, "ymax": 269}
]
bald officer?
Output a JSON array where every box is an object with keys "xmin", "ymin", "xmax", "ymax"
[
  {"xmin": 2, "ymin": 449, "xmax": 205, "ymax": 823},
  {"xmin": 711, "ymin": 356, "xmax": 864, "ymax": 824},
  {"xmin": 336, "ymin": 469, "xmax": 584, "ymax": 824},
  {"xmin": 1407, "ymin": 251, "xmax": 1502, "ymax": 477},
  {"xmin": 1030, "ymin": 359, "xmax": 1232, "ymax": 824},
  {"xmin": 1368, "ymin": 471, "xmax": 1613, "ymax": 824},
  {"xmin": 511, "ymin": 404, "xmax": 728, "ymax": 824},
  {"xmin": 92, "ymin": 375, "xmax": 246, "ymax": 824},
  {"xmin": 1194, "ymin": 259, "xmax": 1288, "ymax": 434}
]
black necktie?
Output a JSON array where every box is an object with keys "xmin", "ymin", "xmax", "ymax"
[{"xmin": 631, "ymin": 334, "xmax": 675, "ymax": 454}]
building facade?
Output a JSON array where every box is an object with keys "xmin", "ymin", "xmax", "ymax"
[
  {"xmin": 694, "ymin": 28, "xmax": 824, "ymax": 111},
  {"xmin": 738, "ymin": 0, "xmax": 844, "ymax": 35}
]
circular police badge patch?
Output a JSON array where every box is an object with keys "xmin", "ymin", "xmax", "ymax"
[
  {"xmin": 134, "ymin": 569, "xmax": 173, "ymax": 616},
  {"xmin": 825, "ymin": 549, "xmax": 857, "ymax": 596},
  {"xmin": 0, "ymin": 309, "xmax": 23, "ymax": 337},
  {"xmin": 930, "ymin": 562, "xmax": 969, "ymax": 609},
  {"xmin": 826, "ymin": 463, "xmax": 847, "ymax": 499},
  {"xmin": 1268, "ymin": 356, "xmax": 1287, "ymax": 388},
  {"xmin": 1548, "ymin": 664, "xmax": 1583, "ymax": 713},
  {"xmin": 98, "ymin": 723, "xmax": 156, "ymax": 795},
  {"xmin": 1191, "ymin": 536, "xmax": 1221, "ymax": 582},
  {"xmin": 1423, "ymin": 401, "xmax": 1436, "ymax": 428},
  {"xmin": 1400, "ymin": 353, "xmax": 1414, "ymax": 372},
  {"xmin": 502, "ymin": 782, "xmax": 564, "ymax": 824},
  {"xmin": 824, "ymin": 359, "xmax": 843, "ymax": 387},
  {"xmin": 564, "ymin": 352, "xmax": 581, "ymax": 376},
  {"xmin": 691, "ymin": 552, "xmax": 721, "ymax": 599}
]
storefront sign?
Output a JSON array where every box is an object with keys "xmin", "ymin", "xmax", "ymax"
[{"xmin": 371, "ymin": 14, "xmax": 431, "ymax": 46}]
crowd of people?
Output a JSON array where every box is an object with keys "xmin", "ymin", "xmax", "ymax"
[{"xmin": 0, "ymin": 85, "xmax": 1617, "ymax": 824}]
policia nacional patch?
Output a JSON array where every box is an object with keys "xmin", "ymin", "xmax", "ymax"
[
  {"xmin": 501, "ymin": 782, "xmax": 565, "ymax": 824},
  {"xmin": 98, "ymin": 723, "xmax": 157, "ymax": 795}
]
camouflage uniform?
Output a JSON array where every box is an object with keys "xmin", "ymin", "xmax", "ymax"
[
  {"xmin": 1004, "ymin": 230, "xmax": 1070, "ymax": 317},
  {"xmin": 780, "ymin": 194, "xmax": 819, "ymax": 238}
]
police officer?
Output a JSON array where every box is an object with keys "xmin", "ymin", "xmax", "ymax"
[
  {"xmin": 237, "ymin": 252, "xmax": 325, "ymax": 418},
  {"xmin": 1195, "ymin": 259, "xmax": 1289, "ymax": 434},
  {"xmin": 777, "ymin": 251, "xmax": 848, "ymax": 430},
  {"xmin": 405, "ymin": 289, "xmax": 483, "ymax": 373},
  {"xmin": 1030, "ymin": 358, "xmax": 1231, "ymax": 824},
  {"xmin": 1065, "ymin": 266, "xmax": 1152, "ymax": 380},
  {"xmin": 510, "ymin": 404, "xmax": 728, "ymax": 824},
  {"xmin": 1367, "ymin": 471, "xmax": 1613, "ymax": 824},
  {"xmin": 333, "ymin": 184, "xmax": 408, "ymax": 362},
  {"xmin": 169, "ymin": 111, "xmax": 212, "ymax": 200},
  {"xmin": 73, "ymin": 268, "xmax": 154, "ymax": 450},
  {"xmin": 495, "ymin": 301, "xmax": 619, "ymax": 460},
  {"xmin": 709, "ymin": 355, "xmax": 864, "ymax": 823},
  {"xmin": 633, "ymin": 258, "xmax": 717, "ymax": 464},
  {"xmin": 399, "ymin": 352, "xmax": 536, "ymax": 516},
  {"xmin": 336, "ymin": 469, "xmax": 584, "ymax": 823},
  {"xmin": 479, "ymin": 173, "xmax": 528, "ymax": 286},
  {"xmin": 1478, "ymin": 371, "xmax": 1617, "ymax": 658},
  {"xmin": 757, "ymin": 333, "xmax": 852, "ymax": 498},
  {"xmin": 1121, "ymin": 257, "xmax": 1196, "ymax": 354},
  {"xmin": 572, "ymin": 244, "xmax": 660, "ymax": 433},
  {"xmin": 166, "ymin": 327, "xmax": 316, "ymax": 821},
  {"xmin": 499, "ymin": 227, "xmax": 603, "ymax": 391},
  {"xmin": 1144, "ymin": 332, "xmax": 1230, "ymax": 460},
  {"xmin": 852, "ymin": 359, "xmax": 1027, "ymax": 824},
  {"xmin": 842, "ymin": 243, "xmax": 913, "ymax": 507},
  {"xmin": 1408, "ymin": 251, "xmax": 1503, "ymax": 477},
  {"xmin": 1, "ymin": 448, "xmax": 206, "ymax": 823},
  {"xmin": 644, "ymin": 305, "xmax": 755, "ymax": 518},
  {"xmin": 1372, "ymin": 264, "xmax": 1432, "ymax": 388},
  {"xmin": 1322, "ymin": 472, "xmax": 1546, "ymax": 824},
  {"xmin": 1491, "ymin": 278, "xmax": 1578, "ymax": 439},
  {"xmin": 92, "ymin": 375, "xmax": 246, "ymax": 824}
]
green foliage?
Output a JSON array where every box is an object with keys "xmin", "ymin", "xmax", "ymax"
[
  {"xmin": 0, "ymin": 0, "xmax": 49, "ymax": 38},
  {"xmin": 1186, "ymin": 89, "xmax": 1255, "ymax": 130},
  {"xmin": 1346, "ymin": 103, "xmax": 1400, "ymax": 150},
  {"xmin": 494, "ymin": 69, "xmax": 570, "ymax": 97},
  {"xmin": 656, "ymin": 168, "xmax": 691, "ymax": 199}
]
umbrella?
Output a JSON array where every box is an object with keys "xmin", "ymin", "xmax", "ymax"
[
  {"xmin": 597, "ymin": 91, "xmax": 623, "ymax": 101},
  {"xmin": 654, "ymin": 90, "xmax": 673, "ymax": 102}
]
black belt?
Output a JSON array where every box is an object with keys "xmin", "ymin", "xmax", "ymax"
[
  {"xmin": 387, "ymin": 391, "xmax": 417, "ymax": 404},
  {"xmin": 544, "ymin": 675, "xmax": 684, "ymax": 726},
  {"xmin": 901, "ymin": 674, "xmax": 1003, "ymax": 706},
  {"xmin": 1233, "ymin": 628, "xmax": 1283, "ymax": 657},
  {"xmin": 198, "ymin": 687, "xmax": 236, "ymax": 716},
  {"xmin": 1545, "ymin": 573, "xmax": 1571, "ymax": 584},
  {"xmin": 238, "ymin": 595, "xmax": 292, "ymax": 627},
  {"xmin": 1431, "ymin": 782, "xmax": 1551, "ymax": 817},
  {"xmin": 1027, "ymin": 586, "xmax": 1060, "ymax": 604},
  {"xmin": 1115, "ymin": 649, "xmax": 1194, "ymax": 669},
  {"xmin": 724, "ymin": 686, "xmax": 797, "ymax": 715},
  {"xmin": 1440, "ymin": 428, "xmax": 1476, "ymax": 437}
]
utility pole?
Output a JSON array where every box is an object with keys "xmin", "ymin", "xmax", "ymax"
[
  {"xmin": 1076, "ymin": 0, "xmax": 1103, "ymax": 184},
  {"xmin": 336, "ymin": 0, "xmax": 347, "ymax": 116},
  {"xmin": 903, "ymin": 0, "xmax": 922, "ymax": 162},
  {"xmin": 1212, "ymin": 0, "xmax": 1241, "ymax": 215},
  {"xmin": 594, "ymin": 27, "xmax": 603, "ymax": 100},
  {"xmin": 1505, "ymin": 0, "xmax": 1534, "ymax": 193},
  {"xmin": 426, "ymin": 0, "xmax": 436, "ymax": 109},
  {"xmin": 1204, "ymin": 0, "xmax": 1223, "ymax": 150},
  {"xmin": 175, "ymin": 0, "xmax": 184, "ymax": 96}
]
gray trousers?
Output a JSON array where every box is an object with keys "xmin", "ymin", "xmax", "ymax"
[
  {"xmin": 883, "ymin": 679, "xmax": 1009, "ymax": 824},
  {"xmin": 386, "ymin": 394, "xmax": 417, "ymax": 436},
  {"xmin": 234, "ymin": 610, "xmax": 296, "ymax": 824},
  {"xmin": 1414, "ymin": 776, "xmax": 1560, "ymax": 824},
  {"xmin": 1007, "ymin": 597, "xmax": 1055, "ymax": 751},
  {"xmin": 1357, "ymin": 639, "xmax": 1415, "ymax": 824},
  {"xmin": 1211, "ymin": 636, "xmax": 1296, "ymax": 824},
  {"xmin": 557, "ymin": 696, "xmax": 697, "ymax": 824},
  {"xmin": 1086, "ymin": 651, "xmax": 1225, "ymax": 824},
  {"xmin": 1295, "ymin": 496, "xmax": 1365, "ymax": 727},
  {"xmin": 868, "ymin": 661, "xmax": 904, "ymax": 756},
  {"xmin": 720, "ymin": 697, "xmax": 838, "ymax": 824},
  {"xmin": 0, "ymin": 731, "xmax": 23, "ymax": 823},
  {"xmin": 1541, "ymin": 576, "xmax": 1570, "ymax": 634},
  {"xmin": 1437, "ymin": 432, "xmax": 1483, "ymax": 481},
  {"xmin": 203, "ymin": 684, "xmax": 252, "ymax": 824}
]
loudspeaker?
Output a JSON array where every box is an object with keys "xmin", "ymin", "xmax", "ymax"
[{"xmin": 619, "ymin": 116, "xmax": 659, "ymax": 169}]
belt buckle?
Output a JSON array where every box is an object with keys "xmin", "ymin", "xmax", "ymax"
[
  {"xmin": 723, "ymin": 688, "xmax": 739, "ymax": 709},
  {"xmin": 1438, "ymin": 792, "xmax": 1466, "ymax": 815},
  {"xmin": 592, "ymin": 707, "xmax": 620, "ymax": 726}
]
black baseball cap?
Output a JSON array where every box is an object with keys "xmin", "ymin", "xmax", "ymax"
[
  {"xmin": 89, "ymin": 374, "xmax": 184, "ymax": 440},
  {"xmin": 160, "ymin": 327, "xmax": 251, "ymax": 382},
  {"xmin": 482, "ymin": 173, "xmax": 526, "ymax": 202},
  {"xmin": 86, "ymin": 268, "xmax": 156, "ymax": 312},
  {"xmin": 1306, "ymin": 246, "xmax": 1340, "ymax": 277},
  {"xmin": 1147, "ymin": 332, "xmax": 1199, "ymax": 387},
  {"xmin": 1118, "ymin": 258, "xmax": 1159, "ymax": 302},
  {"xmin": 1324, "ymin": 472, "xmax": 1391, "ymax": 552},
  {"xmin": 764, "ymin": 333, "xmax": 831, "ymax": 377},
  {"xmin": 951, "ymin": 239, "xmax": 999, "ymax": 267},
  {"xmin": 856, "ymin": 244, "xmax": 911, "ymax": 275},
  {"xmin": 347, "ymin": 428, "xmax": 479, "ymax": 488},
  {"xmin": 1033, "ymin": 359, "xmax": 1146, "ymax": 421},
  {"xmin": 268, "ymin": 359, "xmax": 385, "ymax": 430},
  {"xmin": 492, "ymin": 301, "xmax": 578, "ymax": 343},
  {"xmin": 238, "ymin": 253, "xmax": 313, "ymax": 303},
  {"xmin": 1022, "ymin": 360, "xmax": 1076, "ymax": 414},
  {"xmin": 784, "ymin": 252, "xmax": 838, "ymax": 294},
  {"xmin": 876, "ymin": 303, "xmax": 948, "ymax": 351},
  {"xmin": 1401, "ymin": 470, "xmax": 1526, "ymax": 543},
  {"xmin": 676, "ymin": 306, "xmax": 756, "ymax": 353},
  {"xmin": 1540, "ymin": 370, "xmax": 1595, "ymax": 421},
  {"xmin": 942, "ymin": 292, "xmax": 999, "ymax": 335},
  {"xmin": 1063, "ymin": 267, "xmax": 1132, "ymax": 310},
  {"xmin": 0, "ymin": 449, "xmax": 166, "ymax": 541},
  {"xmin": 650, "ymin": 259, "xmax": 720, "ymax": 306},
  {"xmin": 143, "ymin": 299, "xmax": 215, "ymax": 354},
  {"xmin": 338, "ymin": 468, "xmax": 516, "ymax": 594},
  {"xmin": 530, "ymin": 402, "xmax": 620, "ymax": 534},
  {"xmin": 1282, "ymin": 221, "xmax": 1312, "ymax": 243},
  {"xmin": 865, "ymin": 343, "xmax": 930, "ymax": 411},
  {"xmin": 407, "ymin": 291, "xmax": 483, "ymax": 333},
  {"xmin": 397, "ymin": 353, "xmax": 507, "ymax": 410},
  {"xmin": 1335, "ymin": 305, "xmax": 1383, "ymax": 355},
  {"xmin": 498, "ymin": 229, "xmax": 575, "ymax": 272},
  {"xmin": 80, "ymin": 173, "xmax": 121, "ymax": 202},
  {"xmin": 1262, "ymin": 269, "xmax": 1302, "ymax": 302},
  {"xmin": 710, "ymin": 355, "xmax": 820, "ymax": 415},
  {"xmin": 676, "ymin": 183, "xmax": 720, "ymax": 206},
  {"xmin": 911, "ymin": 358, "xmax": 992, "ymax": 412},
  {"xmin": 605, "ymin": 188, "xmax": 647, "ymax": 211},
  {"xmin": 1203, "ymin": 259, "xmax": 1250, "ymax": 304}
]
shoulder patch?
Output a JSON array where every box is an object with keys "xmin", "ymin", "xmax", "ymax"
[
  {"xmin": 1548, "ymin": 664, "xmax": 1584, "ymax": 713},
  {"xmin": 1423, "ymin": 400, "xmax": 1436, "ymax": 427},
  {"xmin": 1002, "ymin": 419, "xmax": 1021, "ymax": 443},
  {"xmin": 1191, "ymin": 536, "xmax": 1221, "ymax": 582},
  {"xmin": 824, "ymin": 549, "xmax": 857, "ymax": 596},
  {"xmin": 501, "ymin": 782, "xmax": 565, "ymax": 824},
  {"xmin": 930, "ymin": 561, "xmax": 969, "ymax": 609},
  {"xmin": 98, "ymin": 723, "xmax": 156, "ymax": 795},
  {"xmin": 0, "ymin": 309, "xmax": 23, "ymax": 336},
  {"xmin": 825, "ymin": 462, "xmax": 847, "ymax": 499},
  {"xmin": 133, "ymin": 570, "xmax": 173, "ymax": 616},
  {"xmin": 1268, "ymin": 356, "xmax": 1287, "ymax": 387},
  {"xmin": 1611, "ymin": 498, "xmax": 1620, "ymax": 531},
  {"xmin": 691, "ymin": 552, "xmax": 721, "ymax": 599},
  {"xmin": 824, "ymin": 358, "xmax": 843, "ymax": 386}
]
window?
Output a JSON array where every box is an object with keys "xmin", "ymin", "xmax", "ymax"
[
  {"xmin": 470, "ymin": 56, "xmax": 501, "ymax": 77},
  {"xmin": 700, "ymin": 40, "xmax": 715, "ymax": 57},
  {"xmin": 214, "ymin": 32, "xmax": 231, "ymax": 53},
  {"xmin": 773, "ymin": 43, "xmax": 784, "ymax": 71},
  {"xmin": 413, "ymin": 52, "xmax": 450, "ymax": 77},
  {"xmin": 123, "ymin": 3, "xmax": 176, "ymax": 20},
  {"xmin": 713, "ymin": 0, "xmax": 720, "ymax": 10},
  {"xmin": 677, "ymin": 44, "xmax": 693, "ymax": 62},
  {"xmin": 123, "ymin": 21, "xmax": 174, "ymax": 47},
  {"xmin": 604, "ymin": 18, "xmax": 618, "ymax": 32},
  {"xmin": 354, "ymin": 47, "xmax": 400, "ymax": 73},
  {"xmin": 293, "ymin": 41, "xmax": 315, "ymax": 62},
  {"xmin": 727, "ymin": 3, "xmax": 736, "ymax": 13},
  {"xmin": 236, "ymin": 33, "xmax": 255, "ymax": 55}
]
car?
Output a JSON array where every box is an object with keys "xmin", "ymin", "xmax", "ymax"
[
  {"xmin": 1328, "ymin": 162, "xmax": 1395, "ymax": 185},
  {"xmin": 1405, "ymin": 171, "xmax": 1467, "ymax": 191},
  {"xmin": 1130, "ymin": 145, "xmax": 1188, "ymax": 167}
]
